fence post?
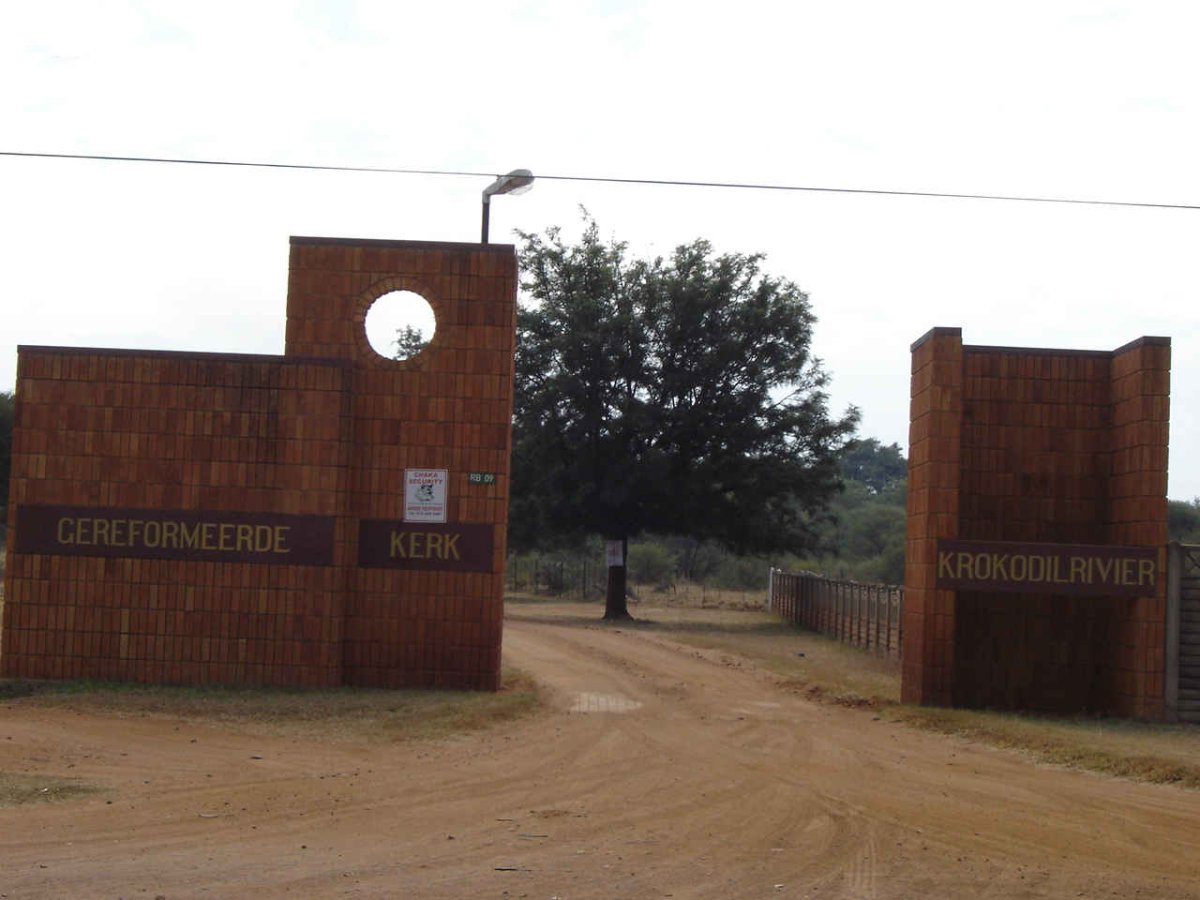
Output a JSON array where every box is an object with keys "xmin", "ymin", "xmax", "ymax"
[
  {"xmin": 827, "ymin": 581, "xmax": 833, "ymax": 637},
  {"xmin": 850, "ymin": 583, "xmax": 856, "ymax": 644},
  {"xmin": 885, "ymin": 587, "xmax": 893, "ymax": 656},
  {"xmin": 872, "ymin": 585, "xmax": 881, "ymax": 654},
  {"xmin": 853, "ymin": 584, "xmax": 860, "ymax": 648},
  {"xmin": 857, "ymin": 585, "xmax": 864, "ymax": 649},
  {"xmin": 767, "ymin": 567, "xmax": 775, "ymax": 612},
  {"xmin": 860, "ymin": 585, "xmax": 867, "ymax": 650},
  {"xmin": 851, "ymin": 583, "xmax": 858, "ymax": 647},
  {"xmin": 868, "ymin": 588, "xmax": 878, "ymax": 652}
]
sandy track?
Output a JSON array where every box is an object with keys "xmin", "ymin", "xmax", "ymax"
[{"xmin": 1, "ymin": 615, "xmax": 1199, "ymax": 898}]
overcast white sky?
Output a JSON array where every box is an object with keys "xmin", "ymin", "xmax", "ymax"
[{"xmin": 3, "ymin": 1, "xmax": 1199, "ymax": 497}]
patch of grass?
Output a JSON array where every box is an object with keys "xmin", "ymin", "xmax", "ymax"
[
  {"xmin": 627, "ymin": 581, "xmax": 766, "ymax": 611},
  {"xmin": 0, "ymin": 667, "xmax": 541, "ymax": 743},
  {"xmin": 504, "ymin": 590, "xmax": 586, "ymax": 605},
  {"xmin": 0, "ymin": 772, "xmax": 101, "ymax": 808},
  {"xmin": 887, "ymin": 706, "xmax": 1200, "ymax": 788}
]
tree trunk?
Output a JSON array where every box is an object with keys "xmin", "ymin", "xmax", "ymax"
[{"xmin": 603, "ymin": 536, "xmax": 633, "ymax": 620}]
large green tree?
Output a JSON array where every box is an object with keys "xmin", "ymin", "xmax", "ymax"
[{"xmin": 511, "ymin": 218, "xmax": 858, "ymax": 618}]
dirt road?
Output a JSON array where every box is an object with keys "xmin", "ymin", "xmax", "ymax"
[{"xmin": 2, "ymin": 614, "xmax": 1199, "ymax": 899}]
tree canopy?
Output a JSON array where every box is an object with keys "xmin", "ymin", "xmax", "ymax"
[
  {"xmin": 1169, "ymin": 498, "xmax": 1200, "ymax": 543},
  {"xmin": 393, "ymin": 324, "xmax": 428, "ymax": 360},
  {"xmin": 839, "ymin": 438, "xmax": 906, "ymax": 495},
  {"xmin": 510, "ymin": 217, "xmax": 858, "ymax": 616}
]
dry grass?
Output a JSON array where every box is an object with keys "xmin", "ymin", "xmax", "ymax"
[
  {"xmin": 0, "ymin": 667, "xmax": 541, "ymax": 744},
  {"xmin": 888, "ymin": 706, "xmax": 1200, "ymax": 788},
  {"xmin": 507, "ymin": 591, "xmax": 1200, "ymax": 790},
  {"xmin": 631, "ymin": 582, "xmax": 768, "ymax": 611},
  {"xmin": 0, "ymin": 772, "xmax": 101, "ymax": 808}
]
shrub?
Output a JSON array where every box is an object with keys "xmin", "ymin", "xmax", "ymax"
[
  {"xmin": 627, "ymin": 541, "xmax": 677, "ymax": 586},
  {"xmin": 712, "ymin": 554, "xmax": 769, "ymax": 590}
]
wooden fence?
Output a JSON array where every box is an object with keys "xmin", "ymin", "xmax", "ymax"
[{"xmin": 768, "ymin": 569, "xmax": 903, "ymax": 660}]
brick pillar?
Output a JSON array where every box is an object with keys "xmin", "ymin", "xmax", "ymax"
[
  {"xmin": 1107, "ymin": 337, "xmax": 1171, "ymax": 719},
  {"xmin": 285, "ymin": 237, "xmax": 518, "ymax": 690},
  {"xmin": 902, "ymin": 327, "xmax": 962, "ymax": 705}
]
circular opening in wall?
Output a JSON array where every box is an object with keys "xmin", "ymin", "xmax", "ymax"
[{"xmin": 364, "ymin": 290, "xmax": 437, "ymax": 361}]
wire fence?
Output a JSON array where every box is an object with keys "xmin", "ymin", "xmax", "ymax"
[
  {"xmin": 768, "ymin": 568, "xmax": 903, "ymax": 659},
  {"xmin": 506, "ymin": 554, "xmax": 605, "ymax": 599},
  {"xmin": 505, "ymin": 549, "xmax": 767, "ymax": 607}
]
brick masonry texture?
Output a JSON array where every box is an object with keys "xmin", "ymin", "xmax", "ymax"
[
  {"xmin": 904, "ymin": 328, "xmax": 1170, "ymax": 718},
  {"xmin": 2, "ymin": 238, "xmax": 517, "ymax": 690}
]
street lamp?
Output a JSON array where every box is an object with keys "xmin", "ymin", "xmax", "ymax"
[{"xmin": 481, "ymin": 168, "xmax": 534, "ymax": 243}]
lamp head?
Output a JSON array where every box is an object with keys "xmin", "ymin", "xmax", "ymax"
[{"xmin": 483, "ymin": 168, "xmax": 535, "ymax": 200}]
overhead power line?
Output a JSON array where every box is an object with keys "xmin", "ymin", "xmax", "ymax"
[
  {"xmin": 2, "ymin": 149, "xmax": 1197, "ymax": 212},
  {"xmin": 0, "ymin": 150, "xmax": 487, "ymax": 178}
]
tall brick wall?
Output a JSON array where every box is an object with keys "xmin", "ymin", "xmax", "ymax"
[
  {"xmin": 904, "ymin": 328, "xmax": 1170, "ymax": 718},
  {"xmin": 2, "ymin": 237, "xmax": 516, "ymax": 690}
]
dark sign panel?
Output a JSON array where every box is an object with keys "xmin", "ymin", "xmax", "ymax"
[
  {"xmin": 15, "ymin": 504, "xmax": 335, "ymax": 566},
  {"xmin": 935, "ymin": 539, "xmax": 1159, "ymax": 597},
  {"xmin": 358, "ymin": 521, "xmax": 494, "ymax": 572}
]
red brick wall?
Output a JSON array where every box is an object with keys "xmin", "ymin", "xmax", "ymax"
[
  {"xmin": 904, "ymin": 329, "xmax": 1170, "ymax": 718},
  {"xmin": 2, "ymin": 238, "xmax": 516, "ymax": 690}
]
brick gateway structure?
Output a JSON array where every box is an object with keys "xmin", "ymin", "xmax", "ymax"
[
  {"xmin": 2, "ymin": 237, "xmax": 516, "ymax": 689},
  {"xmin": 904, "ymin": 328, "xmax": 1171, "ymax": 719}
]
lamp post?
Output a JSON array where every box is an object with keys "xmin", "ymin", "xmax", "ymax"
[{"xmin": 481, "ymin": 168, "xmax": 534, "ymax": 243}]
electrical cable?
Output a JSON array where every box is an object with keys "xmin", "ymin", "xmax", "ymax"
[{"xmin": 1, "ymin": 149, "xmax": 1197, "ymax": 212}]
